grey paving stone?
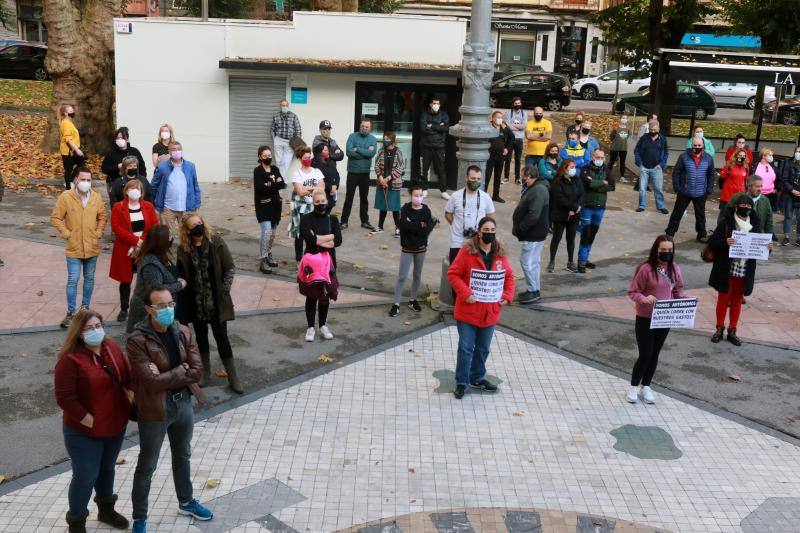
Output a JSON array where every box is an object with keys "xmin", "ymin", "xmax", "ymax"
[
  {"xmin": 740, "ymin": 497, "xmax": 800, "ymax": 533},
  {"xmin": 429, "ymin": 511, "xmax": 475, "ymax": 532},
  {"xmin": 576, "ymin": 514, "xmax": 615, "ymax": 532},
  {"xmin": 257, "ymin": 513, "xmax": 302, "ymax": 533},
  {"xmin": 609, "ymin": 424, "xmax": 683, "ymax": 460},
  {"xmin": 358, "ymin": 521, "xmax": 403, "ymax": 533},
  {"xmin": 502, "ymin": 510, "xmax": 542, "ymax": 532}
]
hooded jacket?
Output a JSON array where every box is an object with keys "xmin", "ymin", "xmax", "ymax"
[{"xmin": 448, "ymin": 239, "xmax": 514, "ymax": 328}]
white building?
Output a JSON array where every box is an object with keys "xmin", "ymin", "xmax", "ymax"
[{"xmin": 114, "ymin": 12, "xmax": 468, "ymax": 184}]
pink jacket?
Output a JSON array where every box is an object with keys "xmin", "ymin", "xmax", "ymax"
[
  {"xmin": 297, "ymin": 251, "xmax": 332, "ymax": 285},
  {"xmin": 628, "ymin": 263, "xmax": 687, "ymax": 318},
  {"xmin": 754, "ymin": 162, "xmax": 777, "ymax": 195}
]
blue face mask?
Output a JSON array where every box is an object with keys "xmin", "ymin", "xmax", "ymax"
[
  {"xmin": 383, "ymin": 139, "xmax": 392, "ymax": 147},
  {"xmin": 281, "ymin": 106, "xmax": 290, "ymax": 113},
  {"xmin": 567, "ymin": 167, "xmax": 577, "ymax": 177},
  {"xmin": 82, "ymin": 327, "xmax": 105, "ymax": 346},
  {"xmin": 154, "ymin": 307, "xmax": 174, "ymax": 327},
  {"xmin": 568, "ymin": 139, "xmax": 578, "ymax": 148},
  {"xmin": 593, "ymin": 159, "xmax": 604, "ymax": 167}
]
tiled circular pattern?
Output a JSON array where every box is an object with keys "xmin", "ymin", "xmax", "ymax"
[{"xmin": 337, "ymin": 507, "xmax": 672, "ymax": 532}]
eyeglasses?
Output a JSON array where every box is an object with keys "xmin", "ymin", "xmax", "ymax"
[
  {"xmin": 148, "ymin": 302, "xmax": 175, "ymax": 310},
  {"xmin": 82, "ymin": 323, "xmax": 104, "ymax": 332}
]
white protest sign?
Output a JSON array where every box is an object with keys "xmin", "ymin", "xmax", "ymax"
[
  {"xmin": 729, "ymin": 231, "xmax": 771, "ymax": 260},
  {"xmin": 650, "ymin": 298, "xmax": 698, "ymax": 329},
  {"xmin": 469, "ymin": 269, "xmax": 505, "ymax": 303}
]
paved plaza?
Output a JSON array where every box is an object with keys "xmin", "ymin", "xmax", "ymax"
[{"xmin": 2, "ymin": 326, "xmax": 800, "ymax": 532}]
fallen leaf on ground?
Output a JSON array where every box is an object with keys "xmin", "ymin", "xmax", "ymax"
[
  {"xmin": 353, "ymin": 264, "xmax": 364, "ymax": 269},
  {"xmin": 20, "ymin": 353, "xmax": 27, "ymax": 358},
  {"xmin": 287, "ymin": 475, "xmax": 293, "ymax": 481},
  {"xmin": 379, "ymin": 244, "xmax": 389, "ymax": 250},
  {"xmin": 205, "ymin": 478, "xmax": 221, "ymax": 488},
  {"xmin": 408, "ymin": 468, "xmax": 416, "ymax": 474},
  {"xmin": 318, "ymin": 354, "xmax": 334, "ymax": 363},
  {"xmin": 512, "ymin": 412, "xmax": 524, "ymax": 417},
  {"xmin": 403, "ymin": 321, "xmax": 411, "ymax": 326},
  {"xmin": 36, "ymin": 290, "xmax": 43, "ymax": 296},
  {"xmin": 115, "ymin": 458, "xmax": 126, "ymax": 465},
  {"xmin": 215, "ymin": 369, "xmax": 228, "ymax": 377},
  {"xmin": 727, "ymin": 374, "xmax": 741, "ymax": 382},
  {"xmin": 0, "ymin": 474, "xmax": 4, "ymax": 485},
  {"xmin": 272, "ymin": 296, "xmax": 282, "ymax": 301}
]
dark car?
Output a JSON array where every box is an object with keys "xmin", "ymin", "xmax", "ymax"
[
  {"xmin": 0, "ymin": 42, "xmax": 48, "ymax": 81},
  {"xmin": 763, "ymin": 98, "xmax": 800, "ymax": 125},
  {"xmin": 615, "ymin": 83, "xmax": 717, "ymax": 119},
  {"xmin": 490, "ymin": 73, "xmax": 571, "ymax": 111},
  {"xmin": 493, "ymin": 61, "xmax": 543, "ymax": 81}
]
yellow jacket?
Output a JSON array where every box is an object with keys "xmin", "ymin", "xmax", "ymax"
[
  {"xmin": 50, "ymin": 189, "xmax": 107, "ymax": 258},
  {"xmin": 59, "ymin": 119, "xmax": 80, "ymax": 156}
]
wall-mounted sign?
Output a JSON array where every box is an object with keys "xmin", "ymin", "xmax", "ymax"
[
  {"xmin": 361, "ymin": 103, "xmax": 379, "ymax": 115},
  {"xmin": 115, "ymin": 21, "xmax": 133, "ymax": 34},
  {"xmin": 290, "ymin": 87, "xmax": 307, "ymax": 104},
  {"xmin": 491, "ymin": 20, "xmax": 555, "ymax": 32}
]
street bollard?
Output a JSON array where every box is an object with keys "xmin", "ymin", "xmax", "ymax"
[{"xmin": 433, "ymin": 257, "xmax": 454, "ymax": 311}]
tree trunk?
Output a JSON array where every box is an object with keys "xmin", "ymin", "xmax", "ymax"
[
  {"xmin": 40, "ymin": 0, "xmax": 120, "ymax": 154},
  {"xmin": 751, "ymin": 82, "xmax": 765, "ymax": 125},
  {"xmin": 340, "ymin": 0, "xmax": 357, "ymax": 11}
]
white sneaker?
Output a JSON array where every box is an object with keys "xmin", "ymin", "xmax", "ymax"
[
  {"xmin": 641, "ymin": 386, "xmax": 656, "ymax": 404},
  {"xmin": 626, "ymin": 386, "xmax": 639, "ymax": 403},
  {"xmin": 304, "ymin": 327, "xmax": 315, "ymax": 342},
  {"xmin": 441, "ymin": 191, "xmax": 451, "ymax": 200},
  {"xmin": 320, "ymin": 325, "xmax": 334, "ymax": 339}
]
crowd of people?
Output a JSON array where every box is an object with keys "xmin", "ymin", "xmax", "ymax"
[{"xmin": 46, "ymin": 98, "xmax": 798, "ymax": 532}]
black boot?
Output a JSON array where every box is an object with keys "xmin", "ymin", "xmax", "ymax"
[
  {"xmin": 199, "ymin": 351, "xmax": 211, "ymax": 387},
  {"xmin": 727, "ymin": 327, "xmax": 743, "ymax": 346},
  {"xmin": 66, "ymin": 512, "xmax": 88, "ymax": 533},
  {"xmin": 222, "ymin": 357, "xmax": 244, "ymax": 394},
  {"xmin": 711, "ymin": 326, "xmax": 724, "ymax": 343},
  {"xmin": 95, "ymin": 494, "xmax": 129, "ymax": 529}
]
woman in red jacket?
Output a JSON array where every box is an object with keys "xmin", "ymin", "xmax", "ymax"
[
  {"xmin": 447, "ymin": 217, "xmax": 514, "ymax": 399},
  {"xmin": 54, "ymin": 308, "xmax": 133, "ymax": 533},
  {"xmin": 110, "ymin": 179, "xmax": 158, "ymax": 322},
  {"xmin": 718, "ymin": 148, "xmax": 749, "ymax": 224}
]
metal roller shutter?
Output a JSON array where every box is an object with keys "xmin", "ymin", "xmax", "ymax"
[{"xmin": 228, "ymin": 76, "xmax": 287, "ymax": 180}]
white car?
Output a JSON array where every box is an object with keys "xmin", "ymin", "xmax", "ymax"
[
  {"xmin": 572, "ymin": 69, "xmax": 650, "ymax": 100},
  {"xmin": 699, "ymin": 82, "xmax": 776, "ymax": 109}
]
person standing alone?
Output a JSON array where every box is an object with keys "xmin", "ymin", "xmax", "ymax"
[
  {"xmin": 59, "ymin": 104, "xmax": 84, "ymax": 190},
  {"xmin": 271, "ymin": 99, "xmax": 302, "ymax": 179},
  {"xmin": 419, "ymin": 98, "xmax": 451, "ymax": 199},
  {"xmin": 665, "ymin": 137, "xmax": 715, "ymax": 242},
  {"xmin": 340, "ymin": 118, "xmax": 378, "ymax": 231},
  {"xmin": 633, "ymin": 120, "xmax": 669, "ymax": 214}
]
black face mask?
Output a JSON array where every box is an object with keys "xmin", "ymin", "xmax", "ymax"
[
  {"xmin": 692, "ymin": 147, "xmax": 703, "ymax": 154},
  {"xmin": 513, "ymin": 104, "xmax": 521, "ymax": 110},
  {"xmin": 314, "ymin": 204, "xmax": 328, "ymax": 214},
  {"xmin": 650, "ymin": 131, "xmax": 658, "ymax": 137},
  {"xmin": 549, "ymin": 152, "xmax": 558, "ymax": 158},
  {"xmin": 581, "ymin": 128, "xmax": 590, "ymax": 135},
  {"xmin": 736, "ymin": 207, "xmax": 752, "ymax": 218},
  {"xmin": 126, "ymin": 168, "xmax": 138, "ymax": 177},
  {"xmin": 481, "ymin": 232, "xmax": 495, "ymax": 245},
  {"xmin": 575, "ymin": 119, "xmax": 583, "ymax": 125},
  {"xmin": 68, "ymin": 112, "xmax": 76, "ymax": 118},
  {"xmin": 190, "ymin": 224, "xmax": 205, "ymax": 237},
  {"xmin": 658, "ymin": 251, "xmax": 673, "ymax": 262},
  {"xmin": 262, "ymin": 157, "xmax": 272, "ymax": 165},
  {"xmin": 534, "ymin": 114, "xmax": 543, "ymax": 120}
]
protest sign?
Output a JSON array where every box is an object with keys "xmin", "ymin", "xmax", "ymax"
[
  {"xmin": 469, "ymin": 269, "xmax": 505, "ymax": 303},
  {"xmin": 650, "ymin": 298, "xmax": 698, "ymax": 329},
  {"xmin": 729, "ymin": 231, "xmax": 771, "ymax": 260}
]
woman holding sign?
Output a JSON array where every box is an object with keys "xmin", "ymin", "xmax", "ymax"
[
  {"xmin": 447, "ymin": 217, "xmax": 514, "ymax": 400},
  {"xmin": 627, "ymin": 235, "xmax": 687, "ymax": 404},
  {"xmin": 708, "ymin": 195, "xmax": 769, "ymax": 346}
]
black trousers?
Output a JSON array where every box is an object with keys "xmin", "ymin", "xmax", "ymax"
[
  {"xmin": 294, "ymin": 237, "xmax": 304, "ymax": 262},
  {"xmin": 550, "ymin": 218, "xmax": 578, "ymax": 262},
  {"xmin": 341, "ymin": 171, "xmax": 370, "ymax": 225},
  {"xmin": 305, "ymin": 297, "xmax": 329, "ymax": 328},
  {"xmin": 609, "ymin": 150, "xmax": 627, "ymax": 179},
  {"xmin": 119, "ymin": 283, "xmax": 131, "ymax": 311},
  {"xmin": 666, "ymin": 194, "xmax": 707, "ymax": 236},
  {"xmin": 484, "ymin": 157, "xmax": 505, "ymax": 198},
  {"xmin": 62, "ymin": 155, "xmax": 80, "ymax": 190},
  {"xmin": 420, "ymin": 146, "xmax": 447, "ymax": 192},
  {"xmin": 631, "ymin": 316, "xmax": 670, "ymax": 386},
  {"xmin": 193, "ymin": 318, "xmax": 234, "ymax": 360},
  {"xmin": 378, "ymin": 210, "xmax": 400, "ymax": 229},
  {"xmin": 504, "ymin": 138, "xmax": 523, "ymax": 182}
]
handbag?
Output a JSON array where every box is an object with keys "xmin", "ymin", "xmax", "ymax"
[{"xmin": 701, "ymin": 243, "xmax": 715, "ymax": 263}]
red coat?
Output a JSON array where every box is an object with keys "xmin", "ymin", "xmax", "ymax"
[
  {"xmin": 109, "ymin": 200, "xmax": 158, "ymax": 283},
  {"xmin": 54, "ymin": 339, "xmax": 132, "ymax": 437},
  {"xmin": 720, "ymin": 164, "xmax": 748, "ymax": 202},
  {"xmin": 448, "ymin": 241, "xmax": 514, "ymax": 328},
  {"xmin": 725, "ymin": 146, "xmax": 753, "ymax": 166}
]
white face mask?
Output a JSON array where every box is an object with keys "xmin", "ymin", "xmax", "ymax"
[
  {"xmin": 76, "ymin": 181, "xmax": 91, "ymax": 193},
  {"xmin": 620, "ymin": 118, "xmax": 628, "ymax": 125},
  {"xmin": 160, "ymin": 131, "xmax": 171, "ymax": 140},
  {"xmin": 695, "ymin": 131, "xmax": 704, "ymax": 138},
  {"xmin": 431, "ymin": 104, "xmax": 440, "ymax": 113},
  {"xmin": 794, "ymin": 152, "xmax": 800, "ymax": 161},
  {"xmin": 494, "ymin": 118, "xmax": 503, "ymax": 126},
  {"xmin": 766, "ymin": 155, "xmax": 774, "ymax": 163},
  {"xmin": 115, "ymin": 138, "xmax": 127, "ymax": 148},
  {"xmin": 127, "ymin": 188, "xmax": 142, "ymax": 201}
]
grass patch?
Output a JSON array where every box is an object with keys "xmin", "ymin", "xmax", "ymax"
[{"xmin": 0, "ymin": 79, "xmax": 52, "ymax": 110}]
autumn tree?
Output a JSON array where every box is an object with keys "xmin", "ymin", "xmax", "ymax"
[{"xmin": 40, "ymin": 0, "xmax": 121, "ymax": 155}]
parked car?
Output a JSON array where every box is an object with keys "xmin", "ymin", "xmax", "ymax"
[
  {"xmin": 700, "ymin": 82, "xmax": 776, "ymax": 109},
  {"xmin": 572, "ymin": 69, "xmax": 650, "ymax": 100},
  {"xmin": 493, "ymin": 62, "xmax": 543, "ymax": 81},
  {"xmin": 0, "ymin": 42, "xmax": 48, "ymax": 81},
  {"xmin": 615, "ymin": 83, "xmax": 717, "ymax": 119},
  {"xmin": 763, "ymin": 98, "xmax": 800, "ymax": 125},
  {"xmin": 490, "ymin": 73, "xmax": 571, "ymax": 111}
]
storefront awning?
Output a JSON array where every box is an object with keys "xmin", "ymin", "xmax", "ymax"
[
  {"xmin": 492, "ymin": 20, "xmax": 555, "ymax": 32},
  {"xmin": 219, "ymin": 57, "xmax": 462, "ymax": 78},
  {"xmin": 659, "ymin": 48, "xmax": 800, "ymax": 85}
]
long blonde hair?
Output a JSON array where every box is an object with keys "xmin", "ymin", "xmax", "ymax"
[
  {"xmin": 179, "ymin": 213, "xmax": 213, "ymax": 253},
  {"xmin": 156, "ymin": 123, "xmax": 175, "ymax": 145},
  {"xmin": 58, "ymin": 308, "xmax": 104, "ymax": 360}
]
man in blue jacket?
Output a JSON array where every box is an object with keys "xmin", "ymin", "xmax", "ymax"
[
  {"xmin": 151, "ymin": 141, "xmax": 201, "ymax": 239},
  {"xmin": 665, "ymin": 137, "xmax": 715, "ymax": 242},
  {"xmin": 340, "ymin": 118, "xmax": 378, "ymax": 230},
  {"xmin": 633, "ymin": 119, "xmax": 669, "ymax": 214}
]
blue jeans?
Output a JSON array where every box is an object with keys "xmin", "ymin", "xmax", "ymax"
[
  {"xmin": 258, "ymin": 220, "xmax": 273, "ymax": 258},
  {"xmin": 63, "ymin": 424, "xmax": 126, "ymax": 517},
  {"xmin": 784, "ymin": 201, "xmax": 800, "ymax": 235},
  {"xmin": 578, "ymin": 207, "xmax": 605, "ymax": 262},
  {"xmin": 638, "ymin": 166, "xmax": 665, "ymax": 210},
  {"xmin": 455, "ymin": 321, "xmax": 495, "ymax": 386},
  {"xmin": 131, "ymin": 394, "xmax": 194, "ymax": 521},
  {"xmin": 519, "ymin": 240, "xmax": 544, "ymax": 292},
  {"xmin": 66, "ymin": 256, "xmax": 98, "ymax": 314}
]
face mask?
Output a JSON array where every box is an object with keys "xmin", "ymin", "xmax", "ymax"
[
  {"xmin": 737, "ymin": 157, "xmax": 745, "ymax": 164},
  {"xmin": 314, "ymin": 204, "xmax": 328, "ymax": 214},
  {"xmin": 534, "ymin": 114, "xmax": 543, "ymax": 121},
  {"xmin": 281, "ymin": 106, "xmax": 290, "ymax": 113},
  {"xmin": 581, "ymin": 128, "xmax": 590, "ymax": 135},
  {"xmin": 766, "ymin": 155, "xmax": 774, "ymax": 163},
  {"xmin": 620, "ymin": 118, "xmax": 628, "ymax": 125},
  {"xmin": 68, "ymin": 112, "xmax": 76, "ymax": 118},
  {"xmin": 301, "ymin": 157, "xmax": 312, "ymax": 168},
  {"xmin": 575, "ymin": 119, "xmax": 583, "ymax": 125},
  {"xmin": 467, "ymin": 180, "xmax": 481, "ymax": 191},
  {"xmin": 494, "ymin": 118, "xmax": 503, "ymax": 126},
  {"xmin": 127, "ymin": 167, "xmax": 138, "ymax": 177},
  {"xmin": 549, "ymin": 152, "xmax": 558, "ymax": 158},
  {"xmin": 650, "ymin": 131, "xmax": 658, "ymax": 137},
  {"xmin": 262, "ymin": 156, "xmax": 272, "ymax": 165},
  {"xmin": 383, "ymin": 139, "xmax": 392, "ymax": 147},
  {"xmin": 568, "ymin": 139, "xmax": 578, "ymax": 147},
  {"xmin": 513, "ymin": 104, "xmax": 521, "ymax": 110},
  {"xmin": 695, "ymin": 131, "xmax": 704, "ymax": 138},
  {"xmin": 431, "ymin": 104, "xmax": 440, "ymax": 113},
  {"xmin": 115, "ymin": 139, "xmax": 127, "ymax": 149},
  {"xmin": 360, "ymin": 128, "xmax": 369, "ymax": 135},
  {"xmin": 593, "ymin": 159, "xmax": 604, "ymax": 167},
  {"xmin": 411, "ymin": 196, "xmax": 423, "ymax": 206},
  {"xmin": 795, "ymin": 152, "xmax": 800, "ymax": 161},
  {"xmin": 127, "ymin": 188, "xmax": 142, "ymax": 201},
  {"xmin": 481, "ymin": 232, "xmax": 495, "ymax": 245},
  {"xmin": 76, "ymin": 181, "xmax": 91, "ymax": 193},
  {"xmin": 160, "ymin": 131, "xmax": 171, "ymax": 140},
  {"xmin": 692, "ymin": 147, "xmax": 703, "ymax": 154},
  {"xmin": 154, "ymin": 307, "xmax": 174, "ymax": 327},
  {"xmin": 567, "ymin": 167, "xmax": 577, "ymax": 177},
  {"xmin": 170, "ymin": 150, "xmax": 182, "ymax": 160},
  {"xmin": 82, "ymin": 327, "xmax": 105, "ymax": 346},
  {"xmin": 736, "ymin": 207, "xmax": 752, "ymax": 218},
  {"xmin": 190, "ymin": 223, "xmax": 204, "ymax": 237},
  {"xmin": 657, "ymin": 252, "xmax": 673, "ymax": 263}
]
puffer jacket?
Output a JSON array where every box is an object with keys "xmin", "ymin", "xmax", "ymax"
[
  {"xmin": 448, "ymin": 239, "xmax": 514, "ymax": 328},
  {"xmin": 50, "ymin": 188, "xmax": 107, "ymax": 259},
  {"xmin": 672, "ymin": 150, "xmax": 715, "ymax": 198}
]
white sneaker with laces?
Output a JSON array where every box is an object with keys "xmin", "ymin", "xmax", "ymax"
[
  {"xmin": 641, "ymin": 386, "xmax": 656, "ymax": 404},
  {"xmin": 626, "ymin": 386, "xmax": 639, "ymax": 403},
  {"xmin": 320, "ymin": 325, "xmax": 334, "ymax": 339},
  {"xmin": 304, "ymin": 327, "xmax": 315, "ymax": 342},
  {"xmin": 441, "ymin": 191, "xmax": 451, "ymax": 200}
]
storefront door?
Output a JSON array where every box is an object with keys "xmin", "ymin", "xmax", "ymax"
[
  {"xmin": 354, "ymin": 82, "xmax": 461, "ymax": 188},
  {"xmin": 555, "ymin": 26, "xmax": 587, "ymax": 80},
  {"xmin": 499, "ymin": 39, "xmax": 535, "ymax": 65}
]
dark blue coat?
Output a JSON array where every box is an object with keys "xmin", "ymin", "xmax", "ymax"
[{"xmin": 672, "ymin": 150, "xmax": 715, "ymax": 198}]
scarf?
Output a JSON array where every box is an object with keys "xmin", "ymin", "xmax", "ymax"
[
  {"xmin": 733, "ymin": 214, "xmax": 752, "ymax": 271},
  {"xmin": 190, "ymin": 241, "xmax": 215, "ymax": 321}
]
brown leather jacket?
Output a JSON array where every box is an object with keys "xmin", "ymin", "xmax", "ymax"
[{"xmin": 125, "ymin": 318, "xmax": 204, "ymax": 422}]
